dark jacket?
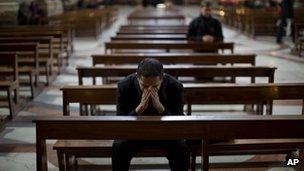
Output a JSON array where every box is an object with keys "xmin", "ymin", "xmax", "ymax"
[
  {"xmin": 116, "ymin": 73, "xmax": 184, "ymax": 116},
  {"xmin": 187, "ymin": 15, "xmax": 224, "ymax": 42}
]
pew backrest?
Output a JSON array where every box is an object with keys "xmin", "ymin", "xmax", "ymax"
[
  {"xmin": 92, "ymin": 54, "xmax": 255, "ymax": 66},
  {"xmin": 76, "ymin": 65, "xmax": 276, "ymax": 85},
  {"xmin": 0, "ymin": 37, "xmax": 53, "ymax": 60},
  {"xmin": 105, "ymin": 41, "xmax": 234, "ymax": 53},
  {"xmin": 0, "ymin": 43, "xmax": 39, "ymax": 69},
  {"xmin": 0, "ymin": 52, "xmax": 19, "ymax": 82},
  {"xmin": 61, "ymin": 83, "xmax": 304, "ymax": 116}
]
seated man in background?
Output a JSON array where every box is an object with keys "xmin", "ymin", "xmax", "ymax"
[
  {"xmin": 112, "ymin": 58, "xmax": 189, "ymax": 171},
  {"xmin": 187, "ymin": 1, "xmax": 224, "ymax": 42}
]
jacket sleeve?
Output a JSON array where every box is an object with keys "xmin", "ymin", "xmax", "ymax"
[
  {"xmin": 215, "ymin": 20, "xmax": 224, "ymax": 42},
  {"xmin": 116, "ymin": 83, "xmax": 137, "ymax": 116},
  {"xmin": 163, "ymin": 82, "xmax": 184, "ymax": 116},
  {"xmin": 187, "ymin": 19, "xmax": 201, "ymax": 41}
]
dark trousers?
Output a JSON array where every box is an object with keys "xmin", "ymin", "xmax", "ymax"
[
  {"xmin": 277, "ymin": 19, "xmax": 286, "ymax": 44},
  {"xmin": 276, "ymin": 19, "xmax": 295, "ymax": 44},
  {"xmin": 142, "ymin": 0, "xmax": 147, "ymax": 7},
  {"xmin": 112, "ymin": 140, "xmax": 190, "ymax": 171}
]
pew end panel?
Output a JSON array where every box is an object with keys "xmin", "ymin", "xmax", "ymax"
[{"xmin": 0, "ymin": 52, "xmax": 20, "ymax": 119}]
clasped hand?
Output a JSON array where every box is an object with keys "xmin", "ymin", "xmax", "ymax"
[
  {"xmin": 202, "ymin": 35, "xmax": 214, "ymax": 42},
  {"xmin": 135, "ymin": 87, "xmax": 164, "ymax": 115}
]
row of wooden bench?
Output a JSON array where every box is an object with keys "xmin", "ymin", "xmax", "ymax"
[
  {"xmin": 127, "ymin": 7, "xmax": 185, "ymax": 25},
  {"xmin": 47, "ymin": 64, "xmax": 304, "ymax": 170},
  {"xmin": 0, "ymin": 8, "xmax": 119, "ymax": 120},
  {"xmin": 218, "ymin": 7, "xmax": 276, "ymax": 37},
  {"xmin": 46, "ymin": 7, "xmax": 118, "ymax": 38},
  {"xmin": 0, "ymin": 25, "xmax": 73, "ymax": 119},
  {"xmin": 109, "ymin": 29, "xmax": 233, "ymax": 53},
  {"xmin": 109, "ymin": 21, "xmax": 234, "ymax": 53},
  {"xmin": 61, "ymin": 82, "xmax": 303, "ymax": 115},
  {"xmin": 218, "ymin": 7, "xmax": 304, "ymax": 38},
  {"xmin": 38, "ymin": 7, "xmax": 304, "ymax": 171},
  {"xmin": 56, "ymin": 52, "xmax": 304, "ymax": 171}
]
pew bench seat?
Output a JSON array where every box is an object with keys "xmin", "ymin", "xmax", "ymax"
[
  {"xmin": 53, "ymin": 138, "xmax": 304, "ymax": 170},
  {"xmin": 0, "ymin": 80, "xmax": 18, "ymax": 88},
  {"xmin": 187, "ymin": 139, "xmax": 304, "ymax": 155},
  {"xmin": 54, "ymin": 140, "xmax": 168, "ymax": 157}
]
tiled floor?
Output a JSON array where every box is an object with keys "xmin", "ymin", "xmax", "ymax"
[{"xmin": 0, "ymin": 5, "xmax": 303, "ymax": 171}]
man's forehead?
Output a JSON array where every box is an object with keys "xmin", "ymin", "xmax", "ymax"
[
  {"xmin": 201, "ymin": 6, "xmax": 211, "ymax": 9},
  {"xmin": 139, "ymin": 76, "xmax": 162, "ymax": 85}
]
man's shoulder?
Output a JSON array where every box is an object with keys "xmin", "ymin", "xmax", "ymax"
[
  {"xmin": 190, "ymin": 16, "xmax": 202, "ymax": 23},
  {"xmin": 118, "ymin": 73, "xmax": 136, "ymax": 89},
  {"xmin": 211, "ymin": 17, "xmax": 221, "ymax": 24},
  {"xmin": 164, "ymin": 74, "xmax": 183, "ymax": 89}
]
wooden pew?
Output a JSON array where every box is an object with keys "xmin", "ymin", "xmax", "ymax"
[
  {"xmin": 119, "ymin": 25, "xmax": 188, "ymax": 30},
  {"xmin": 0, "ymin": 52, "xmax": 19, "ymax": 119},
  {"xmin": 119, "ymin": 27, "xmax": 187, "ymax": 32},
  {"xmin": 105, "ymin": 41, "xmax": 234, "ymax": 53},
  {"xmin": 0, "ymin": 25, "xmax": 74, "ymax": 55},
  {"xmin": 61, "ymin": 83, "xmax": 304, "ymax": 116},
  {"xmin": 35, "ymin": 115, "xmax": 304, "ymax": 171},
  {"xmin": 76, "ymin": 65, "xmax": 276, "ymax": 85},
  {"xmin": 244, "ymin": 7, "xmax": 304, "ymax": 37},
  {"xmin": 75, "ymin": 64, "xmax": 273, "ymax": 117},
  {"xmin": 0, "ymin": 30, "xmax": 66, "ymax": 54},
  {"xmin": 48, "ymin": 11, "xmax": 102, "ymax": 39},
  {"xmin": 117, "ymin": 30, "xmax": 187, "ymax": 35},
  {"xmin": 246, "ymin": 12, "xmax": 276, "ymax": 37},
  {"xmin": 127, "ymin": 7, "xmax": 185, "ymax": 25},
  {"xmin": 120, "ymin": 24, "xmax": 188, "ymax": 29},
  {"xmin": 0, "ymin": 43, "xmax": 39, "ymax": 98},
  {"xmin": 46, "ymin": 7, "xmax": 118, "ymax": 39},
  {"xmin": 0, "ymin": 37, "xmax": 54, "ymax": 85},
  {"xmin": 53, "ymin": 138, "xmax": 304, "ymax": 171},
  {"xmin": 184, "ymin": 83, "xmax": 304, "ymax": 115},
  {"xmin": 0, "ymin": 31, "xmax": 66, "ymax": 71},
  {"xmin": 77, "ymin": 62, "xmax": 273, "ymax": 114},
  {"xmin": 222, "ymin": 7, "xmax": 304, "ymax": 38},
  {"xmin": 90, "ymin": 54, "xmax": 257, "ymax": 91},
  {"xmin": 127, "ymin": 15, "xmax": 185, "ymax": 24},
  {"xmin": 92, "ymin": 53, "xmax": 256, "ymax": 66},
  {"xmin": 111, "ymin": 34, "xmax": 187, "ymax": 41},
  {"xmin": 294, "ymin": 23, "xmax": 304, "ymax": 57},
  {"xmin": 220, "ymin": 8, "xmax": 277, "ymax": 37}
]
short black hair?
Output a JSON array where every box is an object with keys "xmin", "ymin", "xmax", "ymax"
[
  {"xmin": 201, "ymin": 1, "xmax": 212, "ymax": 8},
  {"xmin": 137, "ymin": 58, "xmax": 164, "ymax": 77}
]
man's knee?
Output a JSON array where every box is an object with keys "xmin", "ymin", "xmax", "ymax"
[{"xmin": 113, "ymin": 140, "xmax": 132, "ymax": 152}]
